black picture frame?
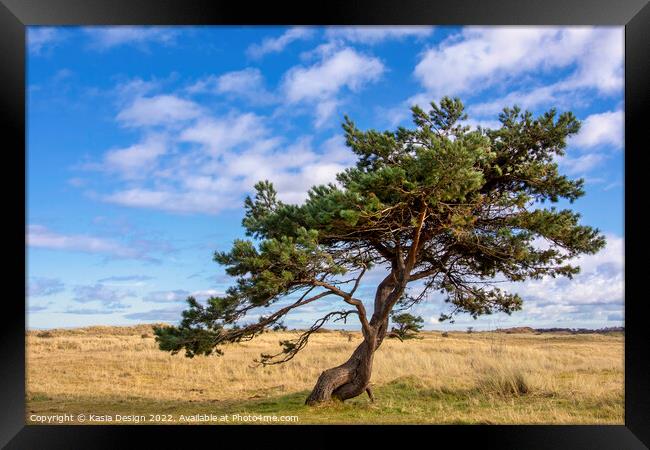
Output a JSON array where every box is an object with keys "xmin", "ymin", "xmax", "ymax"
[{"xmin": 2, "ymin": 0, "xmax": 648, "ymax": 448}]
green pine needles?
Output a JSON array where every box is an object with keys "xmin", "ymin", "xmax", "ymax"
[
  {"xmin": 389, "ymin": 313, "xmax": 425, "ymax": 341},
  {"xmin": 154, "ymin": 97, "xmax": 605, "ymax": 371}
]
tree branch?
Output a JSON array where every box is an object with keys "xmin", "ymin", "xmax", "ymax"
[
  {"xmin": 405, "ymin": 205, "xmax": 428, "ymax": 273},
  {"xmin": 312, "ymin": 277, "xmax": 372, "ymax": 339},
  {"xmin": 257, "ymin": 310, "xmax": 358, "ymax": 365}
]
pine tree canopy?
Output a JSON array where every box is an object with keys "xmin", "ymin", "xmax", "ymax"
[
  {"xmin": 389, "ymin": 312, "xmax": 424, "ymax": 341},
  {"xmin": 154, "ymin": 97, "xmax": 606, "ymax": 363}
]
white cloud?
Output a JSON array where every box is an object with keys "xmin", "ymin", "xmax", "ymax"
[
  {"xmin": 325, "ymin": 26, "xmax": 434, "ymax": 44},
  {"xmin": 282, "ymin": 47, "xmax": 384, "ymax": 126},
  {"xmin": 190, "ymin": 289, "xmax": 223, "ymax": 300},
  {"xmin": 465, "ymin": 84, "xmax": 563, "ymax": 117},
  {"xmin": 123, "ymin": 306, "xmax": 185, "ymax": 321},
  {"xmin": 179, "ymin": 112, "xmax": 268, "ymax": 155},
  {"xmin": 103, "ymin": 188, "xmax": 233, "ymax": 215},
  {"xmin": 143, "ymin": 289, "xmax": 190, "ymax": 303},
  {"xmin": 247, "ymin": 27, "xmax": 315, "ymax": 59},
  {"xmin": 117, "ymin": 95, "xmax": 203, "ymax": 127},
  {"xmin": 560, "ymin": 153, "xmax": 608, "ymax": 175},
  {"xmin": 28, "ymin": 27, "xmax": 63, "ymax": 54},
  {"xmin": 72, "ymin": 283, "xmax": 134, "ymax": 309},
  {"xmin": 565, "ymin": 28, "xmax": 624, "ymax": 95},
  {"xmin": 283, "ymin": 47, "xmax": 384, "ymax": 102},
  {"xmin": 99, "ymin": 104, "xmax": 357, "ymax": 215},
  {"xmin": 413, "ymin": 27, "xmax": 623, "ymax": 115},
  {"xmin": 28, "ymin": 277, "xmax": 65, "ymax": 297},
  {"xmin": 570, "ymin": 110, "xmax": 624, "ymax": 149},
  {"xmin": 98, "ymin": 275, "xmax": 154, "ymax": 284},
  {"xmin": 187, "ymin": 68, "xmax": 276, "ymax": 104},
  {"xmin": 509, "ymin": 234, "xmax": 623, "ymax": 320},
  {"xmin": 103, "ymin": 134, "xmax": 168, "ymax": 179},
  {"xmin": 27, "ymin": 225, "xmax": 163, "ymax": 261},
  {"xmin": 409, "ymin": 233, "xmax": 624, "ymax": 328},
  {"xmin": 85, "ymin": 26, "xmax": 177, "ymax": 50},
  {"xmin": 113, "ymin": 77, "xmax": 160, "ymax": 101}
]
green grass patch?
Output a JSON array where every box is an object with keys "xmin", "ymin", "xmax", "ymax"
[{"xmin": 26, "ymin": 377, "xmax": 623, "ymax": 425}]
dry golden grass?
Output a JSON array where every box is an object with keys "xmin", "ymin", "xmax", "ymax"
[{"xmin": 26, "ymin": 325, "xmax": 623, "ymax": 424}]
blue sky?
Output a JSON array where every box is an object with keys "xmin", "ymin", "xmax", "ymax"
[{"xmin": 26, "ymin": 26, "xmax": 624, "ymax": 330}]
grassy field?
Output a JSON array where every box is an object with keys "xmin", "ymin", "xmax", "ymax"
[{"xmin": 26, "ymin": 325, "xmax": 623, "ymax": 425}]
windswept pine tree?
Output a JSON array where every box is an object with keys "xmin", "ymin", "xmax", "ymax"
[
  {"xmin": 388, "ymin": 313, "xmax": 424, "ymax": 341},
  {"xmin": 154, "ymin": 97, "xmax": 605, "ymax": 405}
]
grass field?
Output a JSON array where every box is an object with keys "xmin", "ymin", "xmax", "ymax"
[{"xmin": 26, "ymin": 325, "xmax": 624, "ymax": 425}]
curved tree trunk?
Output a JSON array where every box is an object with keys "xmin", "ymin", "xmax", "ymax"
[{"xmin": 305, "ymin": 274, "xmax": 400, "ymax": 405}]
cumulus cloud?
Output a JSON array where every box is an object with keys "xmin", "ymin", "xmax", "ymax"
[
  {"xmin": 415, "ymin": 27, "xmax": 622, "ymax": 100},
  {"xmin": 28, "ymin": 277, "xmax": 65, "ymax": 297},
  {"xmin": 283, "ymin": 47, "xmax": 384, "ymax": 103},
  {"xmin": 117, "ymin": 95, "xmax": 203, "ymax": 127},
  {"xmin": 247, "ymin": 27, "xmax": 315, "ymax": 59},
  {"xmin": 101, "ymin": 131, "xmax": 355, "ymax": 214},
  {"xmin": 93, "ymin": 86, "xmax": 357, "ymax": 215},
  {"xmin": 325, "ymin": 26, "xmax": 434, "ymax": 44},
  {"xmin": 382, "ymin": 233, "xmax": 623, "ymax": 329},
  {"xmin": 570, "ymin": 110, "xmax": 624, "ymax": 149},
  {"xmin": 100, "ymin": 134, "xmax": 168, "ymax": 179},
  {"xmin": 84, "ymin": 26, "xmax": 178, "ymax": 50},
  {"xmin": 179, "ymin": 112, "xmax": 268, "ymax": 155},
  {"xmin": 409, "ymin": 27, "xmax": 623, "ymax": 125},
  {"xmin": 187, "ymin": 68, "xmax": 276, "ymax": 104},
  {"xmin": 507, "ymin": 234, "xmax": 624, "ymax": 323},
  {"xmin": 282, "ymin": 47, "xmax": 384, "ymax": 126}
]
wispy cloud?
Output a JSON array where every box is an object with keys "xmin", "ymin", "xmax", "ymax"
[
  {"xmin": 28, "ymin": 27, "xmax": 64, "ymax": 54},
  {"xmin": 27, "ymin": 224, "xmax": 170, "ymax": 262},
  {"xmin": 247, "ymin": 27, "xmax": 315, "ymax": 59},
  {"xmin": 123, "ymin": 306, "xmax": 185, "ymax": 322},
  {"xmin": 97, "ymin": 275, "xmax": 155, "ymax": 283},
  {"xmin": 325, "ymin": 26, "xmax": 433, "ymax": 44},
  {"xmin": 72, "ymin": 283, "xmax": 135, "ymax": 310},
  {"xmin": 187, "ymin": 68, "xmax": 276, "ymax": 105},
  {"xmin": 64, "ymin": 307, "xmax": 128, "ymax": 315},
  {"xmin": 559, "ymin": 153, "xmax": 609, "ymax": 175},
  {"xmin": 84, "ymin": 26, "xmax": 178, "ymax": 51},
  {"xmin": 28, "ymin": 277, "xmax": 65, "ymax": 297},
  {"xmin": 116, "ymin": 95, "xmax": 203, "ymax": 128},
  {"xmin": 142, "ymin": 288, "xmax": 222, "ymax": 303},
  {"xmin": 143, "ymin": 289, "xmax": 190, "ymax": 303}
]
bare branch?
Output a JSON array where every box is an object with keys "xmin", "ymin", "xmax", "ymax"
[{"xmin": 257, "ymin": 310, "xmax": 357, "ymax": 365}]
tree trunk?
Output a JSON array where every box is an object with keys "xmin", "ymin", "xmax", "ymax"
[
  {"xmin": 304, "ymin": 337, "xmax": 376, "ymax": 405},
  {"xmin": 305, "ymin": 274, "xmax": 399, "ymax": 405}
]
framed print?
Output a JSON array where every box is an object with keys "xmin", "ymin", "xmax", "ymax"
[{"xmin": 2, "ymin": 0, "xmax": 649, "ymax": 448}]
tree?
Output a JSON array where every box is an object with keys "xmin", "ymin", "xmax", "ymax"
[
  {"xmin": 154, "ymin": 97, "xmax": 605, "ymax": 405},
  {"xmin": 388, "ymin": 312, "xmax": 424, "ymax": 341}
]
